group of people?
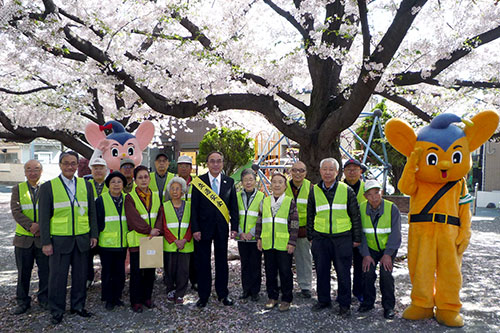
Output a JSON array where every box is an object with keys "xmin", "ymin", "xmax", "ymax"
[{"xmin": 11, "ymin": 149, "xmax": 401, "ymax": 325}]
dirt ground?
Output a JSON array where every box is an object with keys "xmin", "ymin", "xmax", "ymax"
[{"xmin": 0, "ymin": 191, "xmax": 499, "ymax": 332}]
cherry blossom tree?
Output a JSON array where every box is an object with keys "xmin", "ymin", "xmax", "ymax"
[{"xmin": 1, "ymin": 0, "xmax": 499, "ymax": 180}]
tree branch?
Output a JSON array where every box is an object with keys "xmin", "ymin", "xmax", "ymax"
[
  {"xmin": 263, "ymin": 0, "xmax": 309, "ymax": 41},
  {"xmin": 58, "ymin": 7, "xmax": 105, "ymax": 38},
  {"xmin": 358, "ymin": 0, "xmax": 371, "ymax": 58},
  {"xmin": 376, "ymin": 89, "xmax": 432, "ymax": 122},
  {"xmin": 0, "ymin": 85, "xmax": 57, "ymax": 95}
]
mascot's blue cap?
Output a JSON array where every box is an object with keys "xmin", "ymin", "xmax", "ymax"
[
  {"xmin": 103, "ymin": 121, "xmax": 134, "ymax": 145},
  {"xmin": 417, "ymin": 113, "xmax": 465, "ymax": 151}
]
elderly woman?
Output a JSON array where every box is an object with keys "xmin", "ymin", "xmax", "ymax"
[
  {"xmin": 125, "ymin": 165, "xmax": 162, "ymax": 313},
  {"xmin": 96, "ymin": 171, "xmax": 128, "ymax": 311},
  {"xmin": 160, "ymin": 177, "xmax": 193, "ymax": 305},
  {"xmin": 237, "ymin": 168, "xmax": 264, "ymax": 302}
]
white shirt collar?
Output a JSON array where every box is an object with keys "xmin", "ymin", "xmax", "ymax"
[{"xmin": 208, "ymin": 172, "xmax": 221, "ymax": 185}]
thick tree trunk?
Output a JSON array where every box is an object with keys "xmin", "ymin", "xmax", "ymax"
[{"xmin": 299, "ymin": 134, "xmax": 342, "ymax": 184}]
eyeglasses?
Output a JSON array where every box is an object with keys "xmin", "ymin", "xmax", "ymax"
[
  {"xmin": 121, "ymin": 165, "xmax": 134, "ymax": 170},
  {"xmin": 61, "ymin": 162, "xmax": 78, "ymax": 167},
  {"xmin": 291, "ymin": 168, "xmax": 306, "ymax": 173},
  {"xmin": 26, "ymin": 168, "xmax": 42, "ymax": 173},
  {"xmin": 208, "ymin": 159, "xmax": 223, "ymax": 164}
]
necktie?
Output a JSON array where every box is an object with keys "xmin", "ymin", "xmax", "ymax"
[{"xmin": 212, "ymin": 178, "xmax": 219, "ymax": 195}]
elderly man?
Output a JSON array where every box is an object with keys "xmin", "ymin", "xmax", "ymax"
[
  {"xmin": 40, "ymin": 151, "xmax": 98, "ymax": 325},
  {"xmin": 150, "ymin": 152, "xmax": 175, "ymax": 202},
  {"xmin": 358, "ymin": 180, "xmax": 401, "ymax": 319},
  {"xmin": 11, "ymin": 159, "xmax": 49, "ymax": 314},
  {"xmin": 191, "ymin": 151, "xmax": 239, "ymax": 308},
  {"xmin": 285, "ymin": 160, "xmax": 313, "ymax": 298},
  {"xmin": 343, "ymin": 158, "xmax": 366, "ymax": 303},
  {"xmin": 307, "ymin": 158, "xmax": 362, "ymax": 317},
  {"xmin": 119, "ymin": 158, "xmax": 135, "ymax": 193}
]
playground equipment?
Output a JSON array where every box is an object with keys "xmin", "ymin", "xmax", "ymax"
[{"xmin": 253, "ymin": 110, "xmax": 392, "ymax": 195}]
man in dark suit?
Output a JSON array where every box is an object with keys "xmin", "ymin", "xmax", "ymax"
[
  {"xmin": 40, "ymin": 151, "xmax": 98, "ymax": 325},
  {"xmin": 191, "ymin": 151, "xmax": 239, "ymax": 308}
]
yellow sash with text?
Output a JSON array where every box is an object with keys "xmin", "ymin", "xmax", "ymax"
[{"xmin": 191, "ymin": 176, "xmax": 230, "ymax": 224}]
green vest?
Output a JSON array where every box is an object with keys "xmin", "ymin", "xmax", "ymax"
[
  {"xmin": 360, "ymin": 200, "xmax": 392, "ymax": 252},
  {"xmin": 126, "ymin": 189, "xmax": 161, "ymax": 247},
  {"xmin": 99, "ymin": 192, "xmax": 128, "ymax": 248},
  {"xmin": 162, "ymin": 201, "xmax": 193, "ymax": 253},
  {"xmin": 50, "ymin": 177, "xmax": 90, "ymax": 236},
  {"xmin": 285, "ymin": 179, "xmax": 311, "ymax": 227},
  {"xmin": 149, "ymin": 171, "xmax": 174, "ymax": 202},
  {"xmin": 89, "ymin": 179, "xmax": 108, "ymax": 198},
  {"xmin": 237, "ymin": 190, "xmax": 264, "ymax": 240},
  {"xmin": 16, "ymin": 182, "xmax": 37, "ymax": 237},
  {"xmin": 313, "ymin": 183, "xmax": 351, "ymax": 234},
  {"xmin": 357, "ymin": 180, "xmax": 366, "ymax": 204},
  {"xmin": 261, "ymin": 196, "xmax": 292, "ymax": 251}
]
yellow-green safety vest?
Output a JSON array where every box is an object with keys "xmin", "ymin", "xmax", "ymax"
[
  {"xmin": 99, "ymin": 192, "xmax": 128, "ymax": 248},
  {"xmin": 162, "ymin": 201, "xmax": 193, "ymax": 253},
  {"xmin": 126, "ymin": 189, "xmax": 161, "ymax": 247},
  {"xmin": 261, "ymin": 196, "xmax": 292, "ymax": 251},
  {"xmin": 360, "ymin": 200, "xmax": 392, "ymax": 252},
  {"xmin": 89, "ymin": 179, "xmax": 108, "ymax": 198},
  {"xmin": 149, "ymin": 171, "xmax": 174, "ymax": 202},
  {"xmin": 237, "ymin": 190, "xmax": 265, "ymax": 240},
  {"xmin": 285, "ymin": 179, "xmax": 311, "ymax": 227},
  {"xmin": 50, "ymin": 177, "xmax": 90, "ymax": 236},
  {"xmin": 313, "ymin": 183, "xmax": 351, "ymax": 234},
  {"xmin": 357, "ymin": 180, "xmax": 366, "ymax": 204},
  {"xmin": 16, "ymin": 182, "xmax": 38, "ymax": 237}
]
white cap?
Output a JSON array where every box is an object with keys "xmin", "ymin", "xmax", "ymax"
[
  {"xmin": 177, "ymin": 155, "xmax": 192, "ymax": 164},
  {"xmin": 364, "ymin": 179, "xmax": 381, "ymax": 192},
  {"xmin": 90, "ymin": 158, "xmax": 107, "ymax": 167}
]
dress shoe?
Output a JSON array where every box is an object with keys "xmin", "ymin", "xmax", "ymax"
[
  {"xmin": 355, "ymin": 294, "xmax": 364, "ymax": 303},
  {"xmin": 51, "ymin": 314, "xmax": 63, "ymax": 325},
  {"xmin": 105, "ymin": 302, "xmax": 115, "ymax": 311},
  {"xmin": 239, "ymin": 292, "xmax": 250, "ymax": 300},
  {"xmin": 299, "ymin": 289, "xmax": 312, "ymax": 298},
  {"xmin": 279, "ymin": 301, "xmax": 290, "ymax": 312},
  {"xmin": 311, "ymin": 302, "xmax": 332, "ymax": 312},
  {"xmin": 338, "ymin": 306, "xmax": 351, "ymax": 317},
  {"xmin": 13, "ymin": 304, "xmax": 30, "ymax": 315},
  {"xmin": 219, "ymin": 296, "xmax": 234, "ymax": 306},
  {"xmin": 132, "ymin": 304, "xmax": 143, "ymax": 313},
  {"xmin": 196, "ymin": 299, "xmax": 207, "ymax": 308},
  {"xmin": 143, "ymin": 299, "xmax": 154, "ymax": 308},
  {"xmin": 114, "ymin": 299, "xmax": 124, "ymax": 307},
  {"xmin": 251, "ymin": 294, "xmax": 260, "ymax": 302},
  {"xmin": 70, "ymin": 309, "xmax": 93, "ymax": 317},
  {"xmin": 384, "ymin": 308, "xmax": 395, "ymax": 319},
  {"xmin": 358, "ymin": 304, "xmax": 374, "ymax": 313},
  {"xmin": 264, "ymin": 299, "xmax": 278, "ymax": 310},
  {"xmin": 39, "ymin": 302, "xmax": 50, "ymax": 311}
]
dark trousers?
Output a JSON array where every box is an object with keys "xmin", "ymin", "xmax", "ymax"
[
  {"xmin": 194, "ymin": 234, "xmax": 229, "ymax": 302},
  {"xmin": 263, "ymin": 249, "xmax": 293, "ymax": 303},
  {"xmin": 362, "ymin": 249, "xmax": 397, "ymax": 310},
  {"xmin": 312, "ymin": 236, "xmax": 353, "ymax": 307},
  {"xmin": 100, "ymin": 248, "xmax": 127, "ymax": 304},
  {"xmin": 189, "ymin": 252, "xmax": 197, "ymax": 286},
  {"xmin": 238, "ymin": 241, "xmax": 262, "ymax": 296},
  {"xmin": 352, "ymin": 246, "xmax": 364, "ymax": 298},
  {"xmin": 48, "ymin": 247, "xmax": 88, "ymax": 316},
  {"xmin": 129, "ymin": 251, "xmax": 156, "ymax": 305},
  {"xmin": 15, "ymin": 245, "xmax": 49, "ymax": 307},
  {"xmin": 165, "ymin": 252, "xmax": 190, "ymax": 298},
  {"xmin": 87, "ymin": 246, "xmax": 99, "ymax": 282}
]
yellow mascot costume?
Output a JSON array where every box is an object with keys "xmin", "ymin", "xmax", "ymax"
[{"xmin": 385, "ymin": 110, "xmax": 499, "ymax": 327}]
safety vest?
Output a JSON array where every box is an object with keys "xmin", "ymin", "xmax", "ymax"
[
  {"xmin": 261, "ymin": 196, "xmax": 292, "ymax": 251},
  {"xmin": 360, "ymin": 200, "xmax": 393, "ymax": 252},
  {"xmin": 149, "ymin": 172, "xmax": 174, "ymax": 202},
  {"xmin": 126, "ymin": 189, "xmax": 161, "ymax": 247},
  {"xmin": 357, "ymin": 180, "xmax": 366, "ymax": 204},
  {"xmin": 162, "ymin": 201, "xmax": 193, "ymax": 253},
  {"xmin": 50, "ymin": 177, "xmax": 90, "ymax": 236},
  {"xmin": 178, "ymin": 176, "xmax": 192, "ymax": 201},
  {"xmin": 237, "ymin": 190, "xmax": 265, "ymax": 240},
  {"xmin": 313, "ymin": 183, "xmax": 351, "ymax": 234},
  {"xmin": 89, "ymin": 179, "xmax": 108, "ymax": 198},
  {"xmin": 285, "ymin": 179, "xmax": 311, "ymax": 227},
  {"xmin": 16, "ymin": 182, "xmax": 38, "ymax": 237},
  {"xmin": 99, "ymin": 192, "xmax": 128, "ymax": 248}
]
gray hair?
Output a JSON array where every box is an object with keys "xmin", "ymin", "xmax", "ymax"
[
  {"xmin": 241, "ymin": 168, "xmax": 256, "ymax": 181},
  {"xmin": 24, "ymin": 159, "xmax": 43, "ymax": 170},
  {"xmin": 320, "ymin": 158, "xmax": 339, "ymax": 170},
  {"xmin": 166, "ymin": 176, "xmax": 188, "ymax": 194}
]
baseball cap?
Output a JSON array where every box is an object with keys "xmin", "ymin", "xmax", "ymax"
[
  {"xmin": 177, "ymin": 155, "xmax": 192, "ymax": 164},
  {"xmin": 155, "ymin": 152, "xmax": 169, "ymax": 160},
  {"xmin": 364, "ymin": 179, "xmax": 382, "ymax": 192},
  {"xmin": 90, "ymin": 158, "xmax": 107, "ymax": 167},
  {"xmin": 120, "ymin": 158, "xmax": 135, "ymax": 168},
  {"xmin": 344, "ymin": 158, "xmax": 367, "ymax": 172}
]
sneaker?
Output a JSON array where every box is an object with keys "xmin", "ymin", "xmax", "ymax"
[
  {"xmin": 311, "ymin": 302, "xmax": 332, "ymax": 312},
  {"xmin": 132, "ymin": 304, "xmax": 143, "ymax": 313},
  {"xmin": 167, "ymin": 290, "xmax": 175, "ymax": 302},
  {"xmin": 143, "ymin": 299, "xmax": 154, "ymax": 308},
  {"xmin": 264, "ymin": 299, "xmax": 278, "ymax": 310},
  {"xmin": 105, "ymin": 302, "xmax": 115, "ymax": 311},
  {"xmin": 13, "ymin": 304, "xmax": 30, "ymax": 315},
  {"xmin": 175, "ymin": 297, "xmax": 184, "ymax": 305},
  {"xmin": 279, "ymin": 301, "xmax": 290, "ymax": 312}
]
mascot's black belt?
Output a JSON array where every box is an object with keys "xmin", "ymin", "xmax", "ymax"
[{"xmin": 409, "ymin": 213, "xmax": 460, "ymax": 226}]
